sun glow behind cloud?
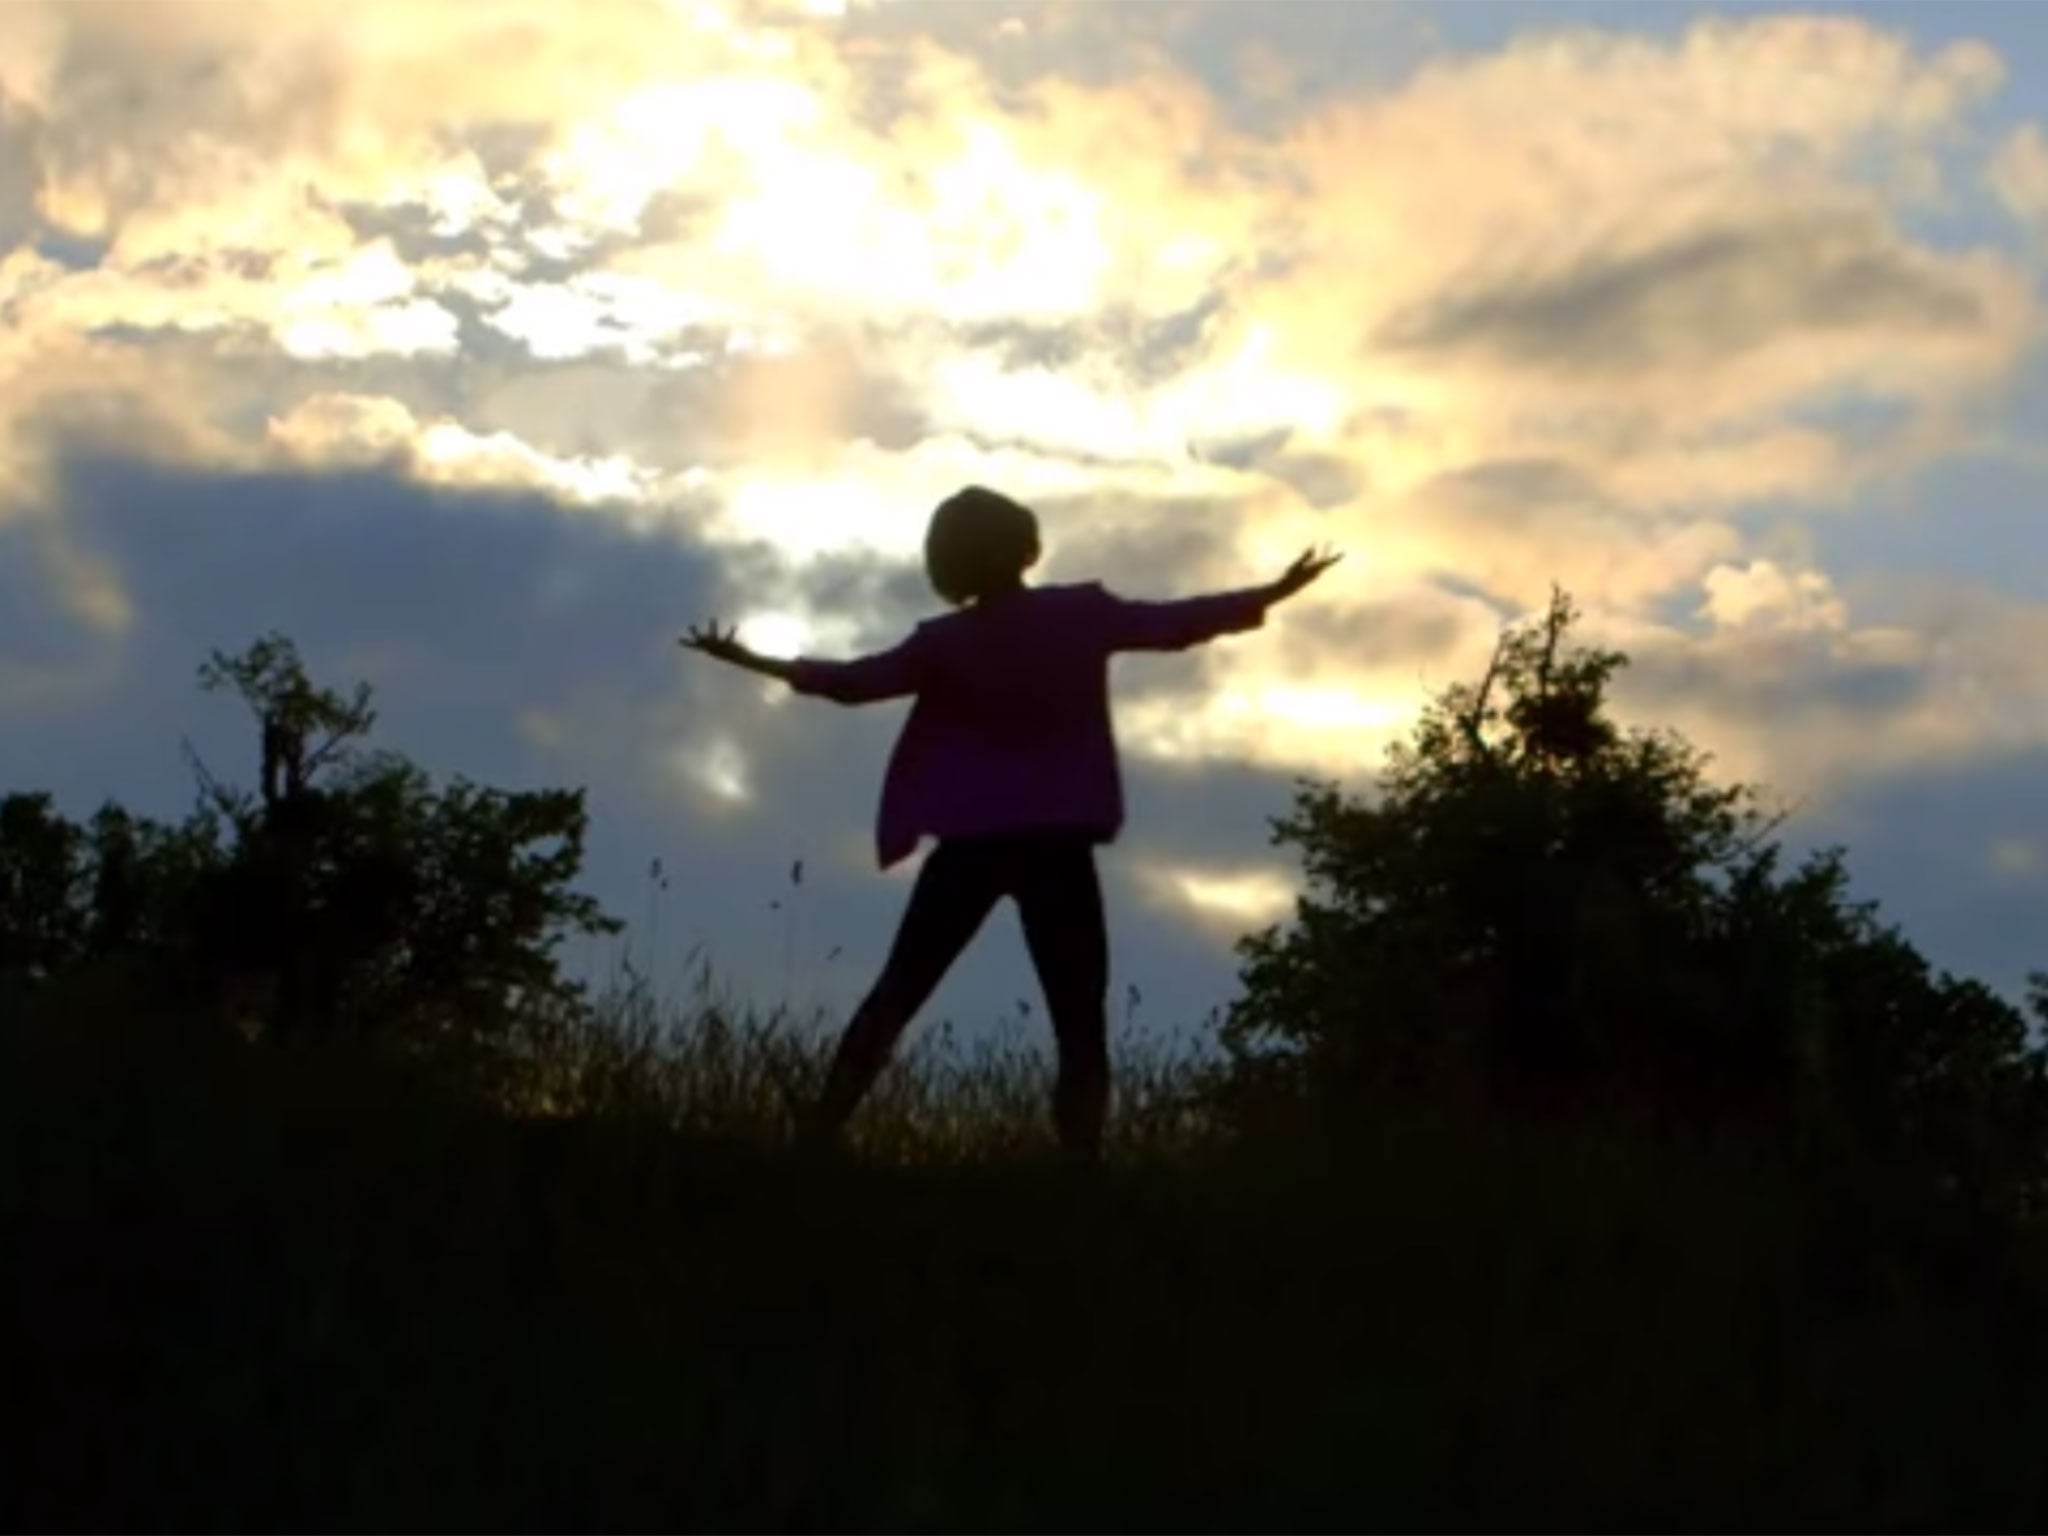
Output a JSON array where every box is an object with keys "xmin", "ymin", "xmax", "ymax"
[
  {"xmin": 716, "ymin": 474, "xmax": 927, "ymax": 562},
  {"xmin": 736, "ymin": 610, "xmax": 814, "ymax": 658},
  {"xmin": 544, "ymin": 74, "xmax": 825, "ymax": 235}
]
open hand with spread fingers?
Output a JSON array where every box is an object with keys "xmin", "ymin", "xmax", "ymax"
[
  {"xmin": 679, "ymin": 619, "xmax": 799, "ymax": 683},
  {"xmin": 1268, "ymin": 545, "xmax": 1343, "ymax": 605},
  {"xmin": 679, "ymin": 619, "xmax": 750, "ymax": 666}
]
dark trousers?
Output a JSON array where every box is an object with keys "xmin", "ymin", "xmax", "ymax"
[{"xmin": 807, "ymin": 832, "xmax": 1111, "ymax": 1158}]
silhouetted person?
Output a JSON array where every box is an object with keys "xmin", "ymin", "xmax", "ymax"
[{"xmin": 682, "ymin": 485, "xmax": 1339, "ymax": 1160}]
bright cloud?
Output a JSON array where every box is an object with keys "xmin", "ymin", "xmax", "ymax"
[
  {"xmin": 266, "ymin": 393, "xmax": 666, "ymax": 508},
  {"xmin": 1136, "ymin": 860, "xmax": 1299, "ymax": 938},
  {"xmin": 1700, "ymin": 561, "xmax": 1851, "ymax": 634},
  {"xmin": 1992, "ymin": 123, "xmax": 2048, "ymax": 229}
]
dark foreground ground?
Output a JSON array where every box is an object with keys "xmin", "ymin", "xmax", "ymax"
[{"xmin": 6, "ymin": 1011, "xmax": 2048, "ymax": 1532}]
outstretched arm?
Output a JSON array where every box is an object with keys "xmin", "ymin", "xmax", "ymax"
[
  {"xmin": 1106, "ymin": 546, "xmax": 1343, "ymax": 652},
  {"xmin": 679, "ymin": 620, "xmax": 923, "ymax": 705}
]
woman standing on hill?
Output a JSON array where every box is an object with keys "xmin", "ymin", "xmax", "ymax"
[{"xmin": 682, "ymin": 486, "xmax": 1338, "ymax": 1161}]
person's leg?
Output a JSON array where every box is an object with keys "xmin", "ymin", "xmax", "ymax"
[
  {"xmin": 801, "ymin": 842, "xmax": 1001, "ymax": 1152},
  {"xmin": 1014, "ymin": 838, "xmax": 1111, "ymax": 1161}
]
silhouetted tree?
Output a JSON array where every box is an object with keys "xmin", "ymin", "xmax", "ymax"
[
  {"xmin": 1, "ymin": 635, "xmax": 617, "ymax": 1058},
  {"xmin": 186, "ymin": 633, "xmax": 618, "ymax": 1047},
  {"xmin": 1225, "ymin": 590, "xmax": 2048, "ymax": 1205},
  {"xmin": 0, "ymin": 793, "xmax": 222, "ymax": 999},
  {"xmin": 0, "ymin": 793, "xmax": 90, "ymax": 986}
]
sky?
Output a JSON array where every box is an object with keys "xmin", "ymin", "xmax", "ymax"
[{"xmin": 4, "ymin": 0, "xmax": 2047, "ymax": 1042}]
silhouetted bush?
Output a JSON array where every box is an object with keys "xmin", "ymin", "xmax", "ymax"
[
  {"xmin": 0, "ymin": 635, "xmax": 617, "ymax": 1063},
  {"xmin": 0, "ymin": 792, "xmax": 225, "ymax": 1010},
  {"xmin": 1224, "ymin": 590, "xmax": 2048, "ymax": 1212}
]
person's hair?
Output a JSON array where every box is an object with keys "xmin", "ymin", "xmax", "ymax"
[{"xmin": 923, "ymin": 485, "xmax": 1040, "ymax": 606}]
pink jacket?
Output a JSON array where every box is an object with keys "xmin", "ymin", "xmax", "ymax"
[{"xmin": 788, "ymin": 581, "xmax": 1272, "ymax": 867}]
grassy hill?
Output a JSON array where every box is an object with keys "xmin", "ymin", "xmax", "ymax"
[{"xmin": 7, "ymin": 997, "xmax": 2048, "ymax": 1531}]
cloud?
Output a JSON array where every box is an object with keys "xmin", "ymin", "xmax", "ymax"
[
  {"xmin": 1132, "ymin": 859, "xmax": 1297, "ymax": 940},
  {"xmin": 1204, "ymin": 17, "xmax": 2037, "ymax": 546},
  {"xmin": 1376, "ymin": 208, "xmax": 1991, "ymax": 380},
  {"xmin": 1787, "ymin": 750, "xmax": 2048, "ymax": 999},
  {"xmin": 1991, "ymin": 122, "xmax": 2048, "ymax": 230},
  {"xmin": 0, "ymin": 512, "xmax": 132, "ymax": 714},
  {"xmin": 7, "ymin": 5, "xmax": 2034, "ymax": 558},
  {"xmin": 1989, "ymin": 837, "xmax": 2041, "ymax": 879},
  {"xmin": 1602, "ymin": 562, "xmax": 2048, "ymax": 803},
  {"xmin": 1381, "ymin": 456, "xmax": 1745, "ymax": 612},
  {"xmin": 264, "ymin": 391, "xmax": 674, "ymax": 509},
  {"xmin": 40, "ymin": 453, "xmax": 721, "ymax": 727},
  {"xmin": 1698, "ymin": 560, "xmax": 1849, "ymax": 634}
]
